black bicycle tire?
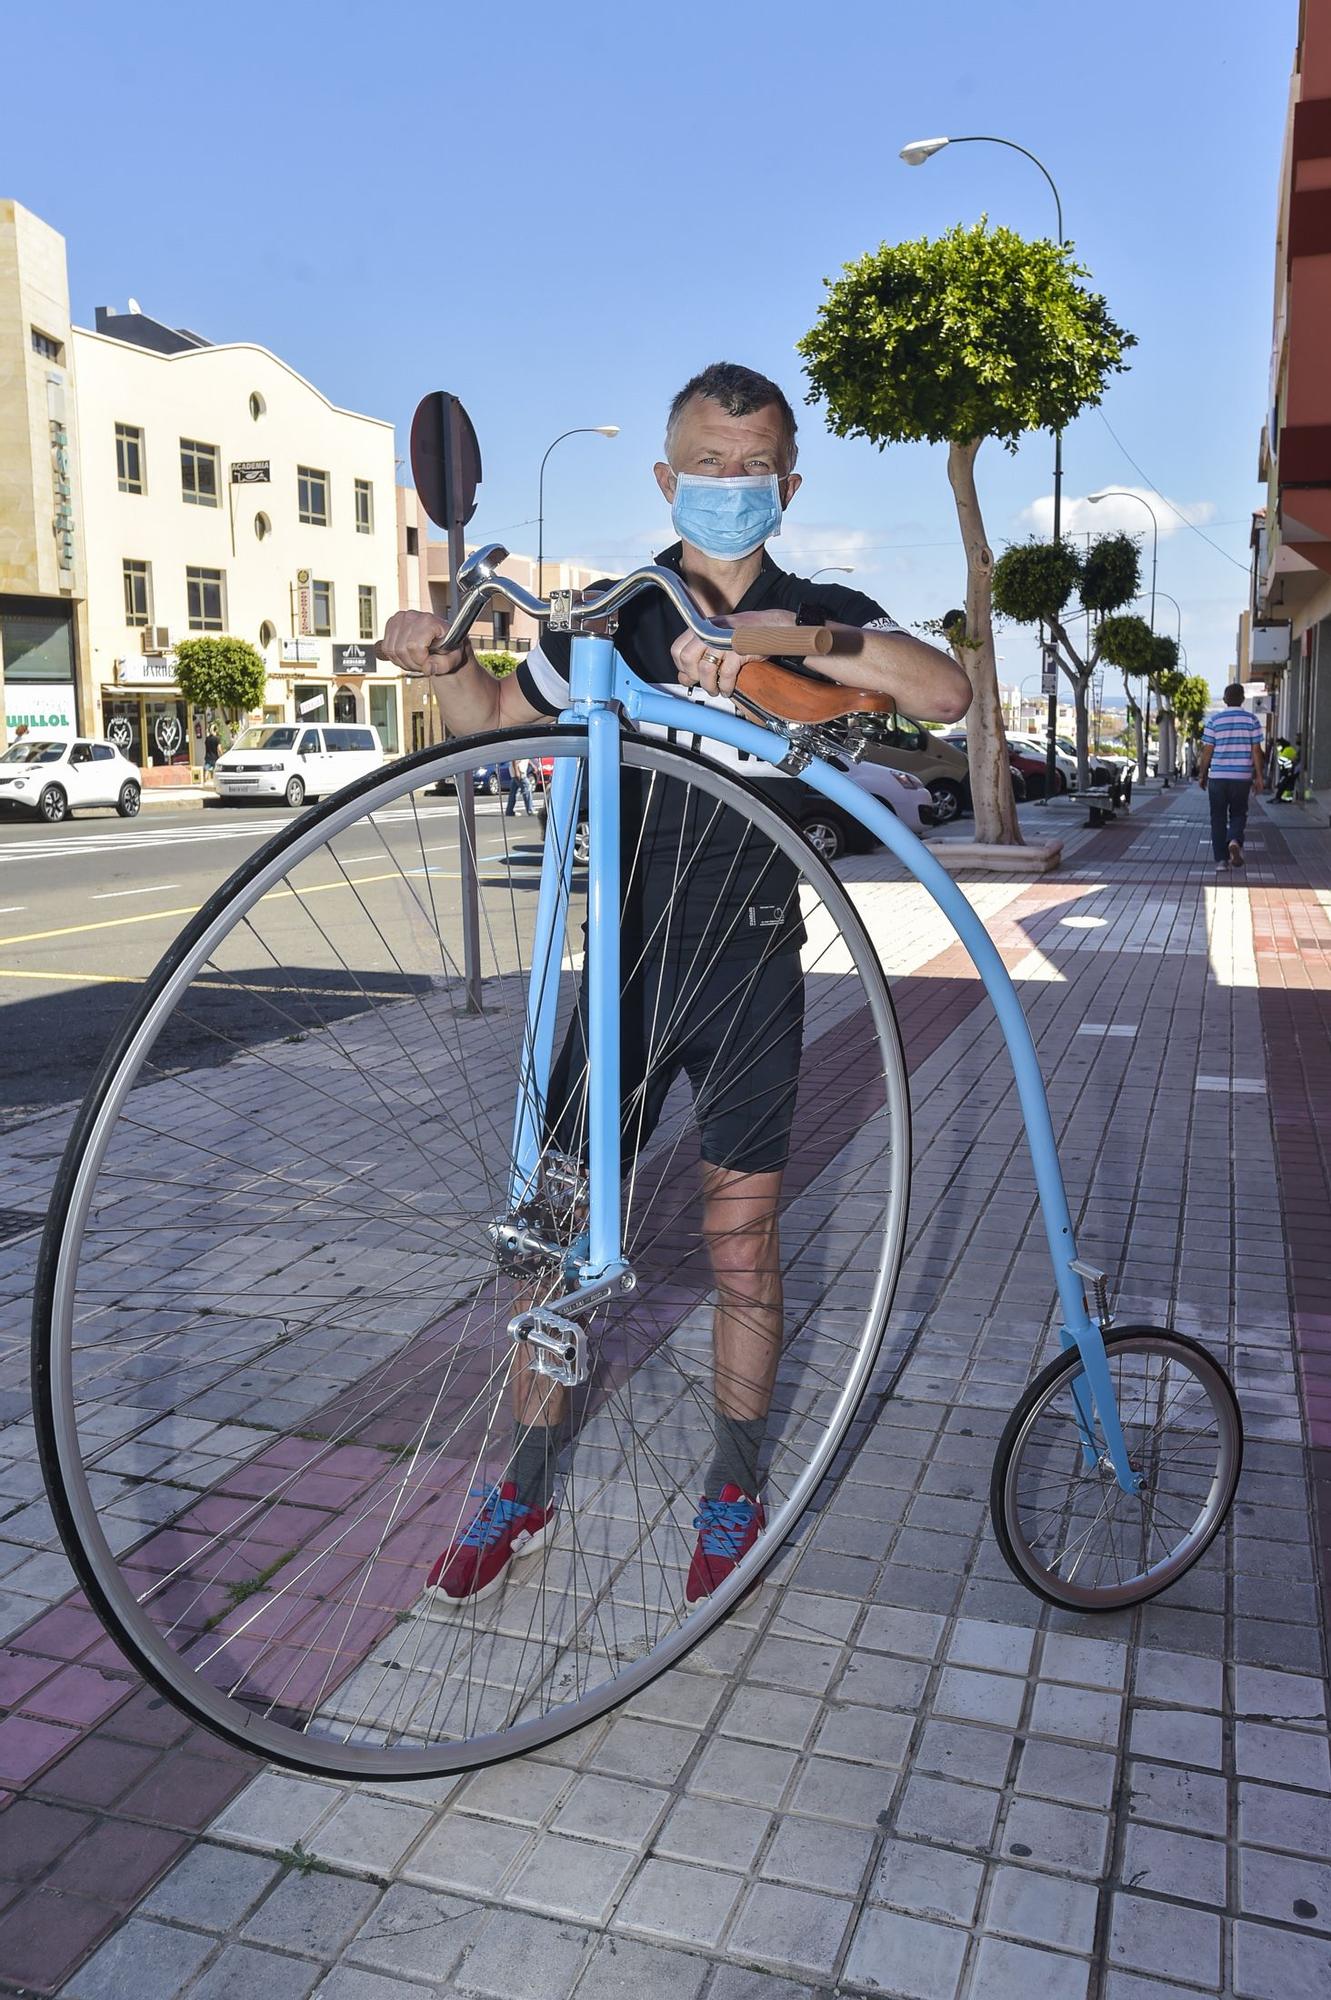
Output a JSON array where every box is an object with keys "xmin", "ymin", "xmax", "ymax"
[
  {"xmin": 34, "ymin": 725, "xmax": 912, "ymax": 1777},
  {"xmin": 989, "ymin": 1324, "xmax": 1243, "ymax": 1611}
]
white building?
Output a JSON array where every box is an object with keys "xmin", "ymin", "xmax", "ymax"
[{"xmin": 75, "ymin": 304, "xmax": 403, "ymax": 779}]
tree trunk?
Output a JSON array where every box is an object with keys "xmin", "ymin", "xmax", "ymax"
[
  {"xmin": 1158, "ymin": 705, "xmax": 1176, "ymax": 782},
  {"xmin": 1073, "ymin": 677, "xmax": 1091, "ymax": 791},
  {"xmin": 946, "ymin": 439, "xmax": 1020, "ymax": 845},
  {"xmin": 1126, "ymin": 690, "xmax": 1146, "ymax": 780}
]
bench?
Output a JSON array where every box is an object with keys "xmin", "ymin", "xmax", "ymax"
[{"xmin": 1044, "ymin": 784, "xmax": 1121, "ymax": 828}]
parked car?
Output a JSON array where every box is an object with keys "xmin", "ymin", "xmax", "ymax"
[
  {"xmin": 212, "ymin": 723, "xmax": 384, "ymax": 807},
  {"xmin": 837, "ymin": 763, "xmax": 937, "ymax": 844},
  {"xmin": 0, "ymin": 737, "xmax": 141, "ymax": 823},
  {"xmin": 933, "ymin": 732, "xmax": 1032, "ymax": 803},
  {"xmin": 837, "ymin": 713, "xmax": 971, "ymax": 826},
  {"xmin": 1008, "ymin": 735, "xmax": 1076, "ymax": 789}
]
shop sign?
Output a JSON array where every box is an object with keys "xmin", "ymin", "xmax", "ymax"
[
  {"xmin": 155, "ymin": 714, "xmax": 183, "ymax": 757},
  {"xmin": 5, "ymin": 681, "xmax": 77, "ymax": 739},
  {"xmin": 230, "ymin": 460, "xmax": 270, "ymax": 483},
  {"xmin": 281, "ymin": 638, "xmax": 319, "ymax": 663},
  {"xmin": 107, "ymin": 717, "xmax": 134, "ymax": 751},
  {"xmin": 333, "ymin": 642, "xmax": 377, "ymax": 675},
  {"xmin": 114, "ymin": 657, "xmax": 178, "ymax": 686},
  {"xmin": 295, "ymin": 569, "xmax": 313, "ymax": 637}
]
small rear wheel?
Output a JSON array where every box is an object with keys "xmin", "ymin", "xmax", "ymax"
[{"xmin": 991, "ymin": 1326, "xmax": 1242, "ymax": 1610}]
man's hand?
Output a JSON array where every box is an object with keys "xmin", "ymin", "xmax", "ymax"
[
  {"xmin": 379, "ymin": 609, "xmax": 466, "ymax": 679},
  {"xmin": 671, "ymin": 608, "xmax": 799, "ymax": 698}
]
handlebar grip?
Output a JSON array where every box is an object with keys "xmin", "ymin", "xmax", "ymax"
[{"xmin": 729, "ymin": 625, "xmax": 833, "ymax": 658}]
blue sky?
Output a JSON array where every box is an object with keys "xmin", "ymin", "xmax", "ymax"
[{"xmin": 5, "ymin": 0, "xmax": 1296, "ymax": 699}]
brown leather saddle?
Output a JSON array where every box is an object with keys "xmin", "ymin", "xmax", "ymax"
[{"xmin": 734, "ymin": 657, "xmax": 895, "ymax": 726}]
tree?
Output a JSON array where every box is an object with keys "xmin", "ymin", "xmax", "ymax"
[
  {"xmin": 1172, "ymin": 674, "xmax": 1210, "ymax": 747},
  {"xmin": 993, "ymin": 531, "xmax": 1141, "ymax": 788},
  {"xmin": 475, "ymin": 651, "xmax": 521, "ymax": 679},
  {"xmin": 173, "ymin": 637, "xmax": 268, "ymax": 735},
  {"xmin": 1096, "ymin": 619, "xmax": 1179, "ymax": 780},
  {"xmin": 799, "ymin": 220, "xmax": 1135, "ymax": 843}
]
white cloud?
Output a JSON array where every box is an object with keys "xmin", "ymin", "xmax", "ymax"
[{"xmin": 1018, "ymin": 488, "xmax": 1217, "ymax": 540}]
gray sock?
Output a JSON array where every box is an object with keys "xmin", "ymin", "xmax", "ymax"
[
  {"xmin": 706, "ymin": 1413, "xmax": 766, "ymax": 1500},
  {"xmin": 511, "ymin": 1423, "xmax": 559, "ymax": 1510}
]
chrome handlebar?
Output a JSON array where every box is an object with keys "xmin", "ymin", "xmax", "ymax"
[{"xmin": 430, "ymin": 543, "xmax": 740, "ymax": 658}]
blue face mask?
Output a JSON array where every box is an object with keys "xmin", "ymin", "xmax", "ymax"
[{"xmin": 670, "ymin": 472, "xmax": 784, "ymax": 560}]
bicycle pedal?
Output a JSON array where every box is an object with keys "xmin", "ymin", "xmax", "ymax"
[{"xmin": 511, "ymin": 1309, "xmax": 588, "ymax": 1388}]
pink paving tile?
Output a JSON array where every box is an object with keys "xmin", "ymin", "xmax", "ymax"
[
  {"xmin": 46, "ymin": 1818, "xmax": 189, "ymax": 1908},
  {"xmin": 20, "ymin": 1665, "xmax": 134, "ymax": 1730},
  {"xmin": 117, "ymin": 1746, "xmax": 255, "ymax": 1832},
  {"xmin": 242, "ymin": 1501, "xmax": 334, "ymax": 1545},
  {"xmin": 0, "ymin": 1650, "xmax": 59, "ymax": 1710},
  {"xmin": 0, "ymin": 1797, "xmax": 94, "ymax": 1882},
  {"xmin": 124, "ymin": 1528, "xmax": 214, "ymax": 1575},
  {"xmin": 11, "ymin": 1605, "xmax": 103, "ymax": 1663},
  {"xmin": 281, "ymin": 1470, "xmax": 374, "ymax": 1508},
  {"xmin": 256, "ymin": 1437, "xmax": 326, "ymax": 1470},
  {"xmin": 34, "ymin": 1734, "xmax": 161, "ymax": 1809},
  {"xmin": 0, "ymin": 1717, "xmax": 81, "ymax": 1788},
  {"xmin": 0, "ymin": 1886, "xmax": 118, "ymax": 1996},
  {"xmin": 98, "ymin": 1687, "xmax": 193, "ymax": 1751},
  {"xmin": 172, "ymin": 1493, "xmax": 254, "ymax": 1535}
]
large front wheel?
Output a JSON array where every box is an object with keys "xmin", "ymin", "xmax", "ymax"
[
  {"xmin": 990, "ymin": 1326, "xmax": 1242, "ymax": 1610},
  {"xmin": 34, "ymin": 731, "xmax": 910, "ymax": 1779}
]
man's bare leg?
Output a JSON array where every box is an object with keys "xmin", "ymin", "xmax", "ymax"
[{"xmin": 701, "ymin": 1163, "xmax": 785, "ymax": 1496}]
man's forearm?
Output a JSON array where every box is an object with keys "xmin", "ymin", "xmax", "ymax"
[
  {"xmin": 418, "ymin": 644, "xmax": 506, "ymax": 737},
  {"xmin": 825, "ymin": 625, "xmax": 971, "ymax": 723}
]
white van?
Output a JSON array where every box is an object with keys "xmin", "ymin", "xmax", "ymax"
[{"xmin": 212, "ymin": 722, "xmax": 384, "ymax": 807}]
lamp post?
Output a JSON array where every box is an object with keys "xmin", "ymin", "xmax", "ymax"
[
  {"xmin": 537, "ymin": 426, "xmax": 619, "ymax": 595},
  {"xmin": 809, "ymin": 566, "xmax": 854, "ymax": 580},
  {"xmin": 900, "ymin": 133, "xmax": 1066, "ymax": 801},
  {"xmin": 1089, "ymin": 489, "xmax": 1158, "ymax": 780}
]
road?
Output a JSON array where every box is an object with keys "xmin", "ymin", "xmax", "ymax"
[{"xmin": 0, "ymin": 792, "xmax": 544, "ymax": 1126}]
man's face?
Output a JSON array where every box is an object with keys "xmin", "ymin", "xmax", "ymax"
[{"xmin": 653, "ymin": 398, "xmax": 801, "ymax": 510}]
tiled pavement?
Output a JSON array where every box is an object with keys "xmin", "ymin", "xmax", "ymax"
[{"xmin": 1, "ymin": 787, "xmax": 1329, "ymax": 1997}]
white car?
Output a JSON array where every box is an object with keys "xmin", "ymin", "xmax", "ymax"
[
  {"xmin": 213, "ymin": 722, "xmax": 385, "ymax": 807},
  {"xmin": 1009, "ymin": 735, "xmax": 1077, "ymax": 786},
  {"xmin": 0, "ymin": 737, "xmax": 142, "ymax": 824},
  {"xmin": 842, "ymin": 759, "xmax": 937, "ymax": 836}
]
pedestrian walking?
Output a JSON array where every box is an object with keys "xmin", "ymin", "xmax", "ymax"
[
  {"xmin": 203, "ymin": 729, "xmax": 221, "ymax": 774},
  {"xmin": 505, "ymin": 756, "xmax": 536, "ymax": 815},
  {"xmin": 1196, "ymin": 684, "xmax": 1264, "ymax": 868}
]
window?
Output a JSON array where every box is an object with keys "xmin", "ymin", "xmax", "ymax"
[
  {"xmin": 254, "ymin": 511, "xmax": 271, "ymax": 540},
  {"xmin": 180, "ymin": 438, "xmax": 219, "ymax": 507},
  {"xmin": 186, "ymin": 566, "xmax": 225, "ymax": 630},
  {"xmin": 493, "ymin": 610, "xmax": 511, "ymax": 647},
  {"xmin": 31, "ymin": 327, "xmax": 64, "ymax": 362},
  {"xmin": 122, "ymin": 559, "xmax": 152, "ymax": 627},
  {"xmin": 405, "ymin": 525, "xmax": 419, "ymax": 556},
  {"xmin": 259, "ymin": 620, "xmax": 277, "ymax": 648},
  {"xmin": 70, "ymin": 743, "xmax": 93, "ymax": 766},
  {"xmin": 354, "ymin": 479, "xmax": 373, "ymax": 534},
  {"xmin": 298, "ymin": 729, "xmax": 321, "ymax": 755},
  {"xmin": 92, "ymin": 744, "xmax": 115, "ymax": 762},
  {"xmin": 311, "ymin": 579, "xmax": 333, "ymax": 636},
  {"xmin": 370, "ymin": 684, "xmax": 399, "ymax": 753},
  {"xmin": 249, "ymin": 391, "xmax": 266, "ymax": 420},
  {"xmin": 357, "ymin": 585, "xmax": 376, "ymax": 641},
  {"xmin": 116, "ymin": 423, "xmax": 145, "ymax": 494},
  {"xmin": 298, "ymin": 466, "xmax": 329, "ymax": 525}
]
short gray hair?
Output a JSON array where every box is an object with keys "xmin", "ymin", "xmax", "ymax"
[{"xmin": 665, "ymin": 361, "xmax": 798, "ymax": 471}]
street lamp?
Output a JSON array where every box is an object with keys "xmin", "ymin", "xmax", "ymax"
[
  {"xmin": 900, "ymin": 131, "xmax": 1066, "ymax": 798},
  {"xmin": 537, "ymin": 427, "xmax": 619, "ymax": 595},
  {"xmin": 809, "ymin": 566, "xmax": 854, "ymax": 580},
  {"xmin": 1089, "ymin": 489, "xmax": 1159, "ymax": 781}
]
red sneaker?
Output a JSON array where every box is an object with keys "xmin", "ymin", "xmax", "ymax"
[
  {"xmin": 426, "ymin": 1482, "xmax": 556, "ymax": 1606},
  {"xmin": 686, "ymin": 1484, "xmax": 765, "ymax": 1604}
]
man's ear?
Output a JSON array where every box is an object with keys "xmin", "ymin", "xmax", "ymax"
[
  {"xmin": 653, "ymin": 461, "xmax": 676, "ymax": 504},
  {"xmin": 780, "ymin": 471, "xmax": 802, "ymax": 507}
]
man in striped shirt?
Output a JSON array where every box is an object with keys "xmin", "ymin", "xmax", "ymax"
[{"xmin": 1196, "ymin": 684, "xmax": 1265, "ymax": 868}]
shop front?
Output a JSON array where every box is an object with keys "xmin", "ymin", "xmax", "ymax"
[
  {"xmin": 2, "ymin": 595, "xmax": 80, "ymax": 744},
  {"xmin": 103, "ymin": 660, "xmax": 197, "ymax": 783}
]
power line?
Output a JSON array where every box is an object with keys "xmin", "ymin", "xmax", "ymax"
[{"xmin": 1097, "ymin": 412, "xmax": 1251, "ymax": 573}]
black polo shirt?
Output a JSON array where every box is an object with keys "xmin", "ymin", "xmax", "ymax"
[
  {"xmin": 515, "ymin": 543, "xmax": 901, "ymax": 954},
  {"xmin": 517, "ymin": 541, "xmax": 899, "ymax": 737}
]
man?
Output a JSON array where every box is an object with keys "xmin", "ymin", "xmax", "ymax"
[
  {"xmin": 1197, "ymin": 684, "xmax": 1264, "ymax": 868},
  {"xmin": 505, "ymin": 754, "xmax": 536, "ymax": 816},
  {"xmin": 203, "ymin": 729, "xmax": 221, "ymax": 775},
  {"xmin": 379, "ymin": 361, "xmax": 970, "ymax": 1605}
]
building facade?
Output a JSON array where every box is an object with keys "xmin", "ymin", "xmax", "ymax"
[
  {"xmin": 2, "ymin": 201, "xmax": 406, "ymax": 774},
  {"xmin": 0, "ymin": 202, "xmax": 90, "ymax": 743},
  {"xmin": 1250, "ymin": 0, "xmax": 1331, "ymax": 801}
]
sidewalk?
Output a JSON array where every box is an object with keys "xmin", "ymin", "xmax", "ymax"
[{"xmin": 0, "ymin": 785, "xmax": 1328, "ymax": 1999}]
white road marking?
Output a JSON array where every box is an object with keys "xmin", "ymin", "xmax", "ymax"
[{"xmin": 91, "ymin": 883, "xmax": 182, "ymax": 900}]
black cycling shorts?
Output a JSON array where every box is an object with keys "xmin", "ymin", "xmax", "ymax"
[{"xmin": 545, "ymin": 942, "xmax": 805, "ymax": 1176}]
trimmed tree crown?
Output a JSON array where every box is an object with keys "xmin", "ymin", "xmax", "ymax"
[
  {"xmin": 798, "ymin": 219, "xmax": 1136, "ymax": 451},
  {"xmin": 172, "ymin": 636, "xmax": 267, "ymax": 716}
]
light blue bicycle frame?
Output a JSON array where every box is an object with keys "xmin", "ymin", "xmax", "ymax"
[{"xmin": 507, "ymin": 633, "xmax": 1139, "ymax": 1493}]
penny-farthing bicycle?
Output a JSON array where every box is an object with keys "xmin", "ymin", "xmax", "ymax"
[{"xmin": 34, "ymin": 547, "xmax": 1242, "ymax": 1779}]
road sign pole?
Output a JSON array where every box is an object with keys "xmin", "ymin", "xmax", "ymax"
[{"xmin": 442, "ymin": 395, "xmax": 483, "ymax": 1015}]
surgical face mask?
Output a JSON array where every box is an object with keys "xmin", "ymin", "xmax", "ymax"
[{"xmin": 670, "ymin": 472, "xmax": 784, "ymax": 560}]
